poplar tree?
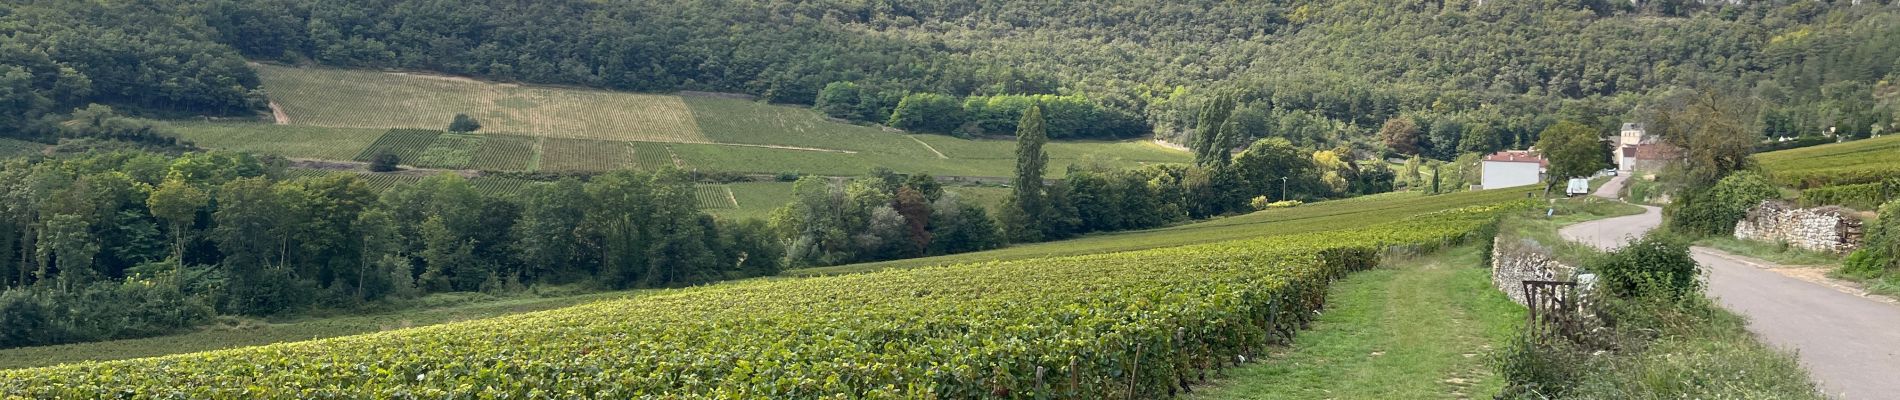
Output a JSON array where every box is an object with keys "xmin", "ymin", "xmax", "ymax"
[{"xmin": 1008, "ymin": 105, "xmax": 1049, "ymax": 241}]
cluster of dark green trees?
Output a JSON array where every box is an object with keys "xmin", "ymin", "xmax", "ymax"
[
  {"xmin": 11, "ymin": 1, "xmax": 1898, "ymax": 153},
  {"xmin": 1005, "ymin": 102, "xmax": 1392, "ymax": 244},
  {"xmin": 768, "ymin": 103, "xmax": 1396, "ymax": 267},
  {"xmin": 816, "ymin": 83, "xmax": 1148, "ymax": 139},
  {"xmin": 0, "ymin": 151, "xmax": 780, "ymax": 349},
  {"xmin": 768, "ymin": 171, "xmax": 1003, "ymax": 267}
]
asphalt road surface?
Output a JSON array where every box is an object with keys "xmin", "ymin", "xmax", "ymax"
[{"xmin": 1560, "ymin": 201, "xmax": 1900, "ymax": 399}]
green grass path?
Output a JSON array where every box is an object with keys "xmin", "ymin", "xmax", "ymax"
[{"xmin": 1190, "ymin": 246, "xmax": 1524, "ymax": 399}]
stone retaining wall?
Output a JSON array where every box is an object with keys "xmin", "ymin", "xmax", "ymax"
[
  {"xmin": 1734, "ymin": 200, "xmax": 1864, "ymax": 253},
  {"xmin": 1491, "ymin": 236, "xmax": 1575, "ymax": 305}
]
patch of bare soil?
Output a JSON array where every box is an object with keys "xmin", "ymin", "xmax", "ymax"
[
  {"xmin": 386, "ymin": 71, "xmax": 492, "ymax": 85},
  {"xmin": 676, "ymin": 91, "xmax": 757, "ymax": 100},
  {"xmin": 288, "ymin": 158, "xmax": 482, "ymax": 179},
  {"xmin": 267, "ymin": 101, "xmax": 291, "ymax": 125}
]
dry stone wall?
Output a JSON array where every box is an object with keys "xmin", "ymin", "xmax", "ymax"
[
  {"xmin": 1734, "ymin": 200, "xmax": 1864, "ymax": 253},
  {"xmin": 1491, "ymin": 236, "xmax": 1575, "ymax": 305}
]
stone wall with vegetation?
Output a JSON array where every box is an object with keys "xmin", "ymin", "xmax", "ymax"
[
  {"xmin": 1491, "ymin": 236, "xmax": 1576, "ymax": 305},
  {"xmin": 1735, "ymin": 200, "xmax": 1864, "ymax": 253}
]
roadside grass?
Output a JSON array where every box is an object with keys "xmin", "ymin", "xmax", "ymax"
[
  {"xmin": 1693, "ymin": 236, "xmax": 1843, "ymax": 266},
  {"xmin": 1493, "ymin": 205, "xmax": 1823, "ymax": 399},
  {"xmin": 0, "ymin": 289, "xmax": 645, "ymax": 370},
  {"xmin": 788, "ymin": 188, "xmax": 1531, "ymax": 277},
  {"xmin": 1188, "ymin": 244, "xmax": 1523, "ymax": 400}
]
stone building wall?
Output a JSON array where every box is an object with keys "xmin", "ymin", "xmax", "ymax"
[
  {"xmin": 1734, "ymin": 200, "xmax": 1865, "ymax": 253},
  {"xmin": 1491, "ymin": 236, "xmax": 1576, "ymax": 305}
]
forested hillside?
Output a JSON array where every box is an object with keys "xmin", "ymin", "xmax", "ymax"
[{"xmin": 5, "ymin": 0, "xmax": 1897, "ymax": 149}]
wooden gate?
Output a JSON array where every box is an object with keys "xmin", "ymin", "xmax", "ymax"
[{"xmin": 1521, "ymin": 280, "xmax": 1579, "ymax": 337}]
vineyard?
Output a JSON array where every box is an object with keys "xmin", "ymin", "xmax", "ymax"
[
  {"xmin": 279, "ymin": 169, "xmax": 543, "ymax": 198},
  {"xmin": 539, "ymin": 138, "xmax": 633, "ymax": 172},
  {"xmin": 255, "ymin": 64, "xmax": 709, "ymax": 143},
  {"xmin": 469, "ymin": 134, "xmax": 539, "ymax": 171},
  {"xmin": 353, "ymin": 129, "xmax": 441, "ymax": 164},
  {"xmin": 694, "ymin": 185, "xmax": 739, "ymax": 210},
  {"xmin": 1757, "ymin": 135, "xmax": 1900, "ymax": 210},
  {"xmin": 802, "ymin": 189, "xmax": 1531, "ymax": 275},
  {"xmin": 1756, "ymin": 135, "xmax": 1900, "ymax": 189},
  {"xmin": 632, "ymin": 142, "xmax": 682, "ymax": 170},
  {"xmin": 167, "ymin": 122, "xmax": 384, "ymax": 161},
  {"xmin": 0, "ymin": 195, "xmax": 1526, "ymax": 397},
  {"xmin": 204, "ymin": 65, "xmax": 1187, "ymax": 178}
]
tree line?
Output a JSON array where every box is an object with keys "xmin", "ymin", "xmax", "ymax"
[
  {"xmin": 8, "ymin": 1, "xmax": 1898, "ymax": 156},
  {"xmin": 0, "ymin": 151, "xmax": 780, "ymax": 349},
  {"xmin": 768, "ymin": 102, "xmax": 1397, "ymax": 268}
]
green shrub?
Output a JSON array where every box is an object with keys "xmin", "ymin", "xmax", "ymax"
[
  {"xmin": 1495, "ymin": 332, "xmax": 1590, "ymax": 398},
  {"xmin": 1666, "ymin": 171, "xmax": 1779, "ymax": 236},
  {"xmin": 1587, "ymin": 234, "xmax": 1701, "ymax": 300},
  {"xmin": 0, "ymin": 278, "xmax": 214, "ymax": 349},
  {"xmin": 447, "ymin": 113, "xmax": 481, "ymax": 132},
  {"xmin": 368, "ymin": 153, "xmax": 400, "ymax": 172},
  {"xmin": 1845, "ymin": 199, "xmax": 1900, "ymax": 275}
]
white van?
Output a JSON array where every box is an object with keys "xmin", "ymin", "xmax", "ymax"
[{"xmin": 1565, "ymin": 178, "xmax": 1590, "ymax": 196}]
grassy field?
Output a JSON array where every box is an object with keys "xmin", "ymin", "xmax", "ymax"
[
  {"xmin": 256, "ymin": 64, "xmax": 707, "ymax": 142},
  {"xmin": 1190, "ymin": 245, "xmax": 1522, "ymax": 399},
  {"xmin": 791, "ymin": 188, "xmax": 1533, "ymax": 276},
  {"xmin": 0, "ymin": 290, "xmax": 644, "ymax": 370}
]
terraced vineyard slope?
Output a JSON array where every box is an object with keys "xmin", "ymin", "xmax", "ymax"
[
  {"xmin": 171, "ymin": 66, "xmax": 1188, "ymax": 180},
  {"xmin": 1756, "ymin": 135, "xmax": 1900, "ymax": 209}
]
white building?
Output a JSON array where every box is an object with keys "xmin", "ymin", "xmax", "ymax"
[
  {"xmin": 1480, "ymin": 150, "xmax": 1547, "ymax": 190},
  {"xmin": 1615, "ymin": 123, "xmax": 1677, "ymax": 172},
  {"xmin": 1619, "ymin": 123, "xmax": 1648, "ymax": 147}
]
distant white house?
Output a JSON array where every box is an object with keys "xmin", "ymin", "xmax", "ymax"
[{"xmin": 1480, "ymin": 150, "xmax": 1547, "ymax": 190}]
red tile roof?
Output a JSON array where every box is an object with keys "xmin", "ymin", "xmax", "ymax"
[
  {"xmin": 1482, "ymin": 150, "xmax": 1548, "ymax": 166},
  {"xmin": 1632, "ymin": 143, "xmax": 1678, "ymax": 160}
]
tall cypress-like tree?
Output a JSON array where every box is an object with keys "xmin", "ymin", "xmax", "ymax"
[
  {"xmin": 1193, "ymin": 93, "xmax": 1236, "ymax": 166},
  {"xmin": 1008, "ymin": 105, "xmax": 1050, "ymax": 241}
]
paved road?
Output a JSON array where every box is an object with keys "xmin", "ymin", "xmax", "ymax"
[
  {"xmin": 1559, "ymin": 203, "xmax": 1900, "ymax": 399},
  {"xmin": 1592, "ymin": 173, "xmax": 1629, "ymax": 199}
]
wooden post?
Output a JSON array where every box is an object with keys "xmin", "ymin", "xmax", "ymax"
[
  {"xmin": 1173, "ymin": 328, "xmax": 1186, "ymax": 395},
  {"xmin": 1035, "ymin": 366, "xmax": 1046, "ymax": 399},
  {"xmin": 1128, "ymin": 342, "xmax": 1145, "ymax": 400},
  {"xmin": 1069, "ymin": 358, "xmax": 1078, "ymax": 397}
]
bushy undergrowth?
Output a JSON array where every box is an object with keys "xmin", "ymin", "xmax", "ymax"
[
  {"xmin": 1665, "ymin": 171, "xmax": 1780, "ymax": 237},
  {"xmin": 1495, "ymin": 210, "xmax": 1820, "ymax": 399},
  {"xmin": 1837, "ymin": 200, "xmax": 1899, "ymax": 294}
]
